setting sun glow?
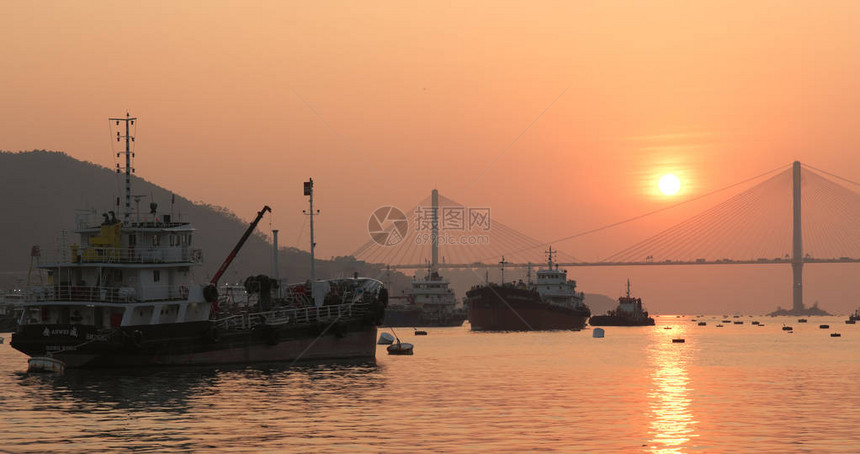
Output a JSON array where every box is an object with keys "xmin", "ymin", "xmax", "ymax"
[{"xmin": 658, "ymin": 174, "xmax": 681, "ymax": 195}]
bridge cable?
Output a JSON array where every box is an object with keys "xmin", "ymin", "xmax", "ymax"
[{"xmin": 479, "ymin": 163, "xmax": 792, "ymax": 262}]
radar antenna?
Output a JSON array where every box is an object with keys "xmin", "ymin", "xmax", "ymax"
[{"xmin": 110, "ymin": 113, "xmax": 136, "ymax": 225}]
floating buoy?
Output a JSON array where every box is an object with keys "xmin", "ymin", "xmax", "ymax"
[
  {"xmin": 377, "ymin": 332, "xmax": 395, "ymax": 345},
  {"xmin": 672, "ymin": 338, "xmax": 685, "ymax": 343},
  {"xmin": 831, "ymin": 333, "xmax": 841, "ymax": 337},
  {"xmin": 28, "ymin": 356, "xmax": 65, "ymax": 374},
  {"xmin": 387, "ymin": 341, "xmax": 414, "ymax": 355},
  {"xmin": 819, "ymin": 325, "xmax": 830, "ymax": 329},
  {"xmin": 593, "ymin": 328, "xmax": 605, "ymax": 338}
]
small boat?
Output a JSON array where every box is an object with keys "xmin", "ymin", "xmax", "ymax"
[
  {"xmin": 387, "ymin": 340, "xmax": 414, "ymax": 355},
  {"xmin": 782, "ymin": 326, "xmax": 793, "ymax": 331},
  {"xmin": 733, "ymin": 321, "xmax": 744, "ymax": 325},
  {"xmin": 716, "ymin": 324, "xmax": 724, "ymax": 327},
  {"xmin": 28, "ymin": 356, "xmax": 65, "ymax": 374},
  {"xmin": 377, "ymin": 332, "xmax": 395, "ymax": 345},
  {"xmin": 831, "ymin": 333, "xmax": 841, "ymax": 337},
  {"xmin": 819, "ymin": 324, "xmax": 830, "ymax": 329},
  {"xmin": 588, "ymin": 281, "xmax": 655, "ymax": 327},
  {"xmin": 845, "ymin": 320, "xmax": 856, "ymax": 325},
  {"xmin": 798, "ymin": 319, "xmax": 808, "ymax": 323},
  {"xmin": 414, "ymin": 329, "xmax": 428, "ymax": 336},
  {"xmin": 0, "ymin": 336, "xmax": 4, "ymax": 344},
  {"xmin": 672, "ymin": 338, "xmax": 685, "ymax": 343},
  {"xmin": 663, "ymin": 326, "xmax": 672, "ymax": 330},
  {"xmin": 697, "ymin": 321, "xmax": 707, "ymax": 326},
  {"xmin": 752, "ymin": 321, "xmax": 760, "ymax": 325}
]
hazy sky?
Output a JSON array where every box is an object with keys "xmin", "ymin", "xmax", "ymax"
[{"xmin": 2, "ymin": 1, "xmax": 859, "ymax": 310}]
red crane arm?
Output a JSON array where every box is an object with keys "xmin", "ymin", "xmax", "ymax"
[{"xmin": 209, "ymin": 205, "xmax": 272, "ymax": 285}]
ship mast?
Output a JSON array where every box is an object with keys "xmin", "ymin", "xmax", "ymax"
[
  {"xmin": 303, "ymin": 178, "xmax": 319, "ymax": 289},
  {"xmin": 110, "ymin": 113, "xmax": 136, "ymax": 225},
  {"xmin": 499, "ymin": 256, "xmax": 508, "ymax": 284}
]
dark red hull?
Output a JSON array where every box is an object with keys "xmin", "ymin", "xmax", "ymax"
[{"xmin": 466, "ymin": 286, "xmax": 590, "ymax": 331}]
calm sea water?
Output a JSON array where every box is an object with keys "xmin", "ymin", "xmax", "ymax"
[{"xmin": 1, "ymin": 316, "xmax": 859, "ymax": 453}]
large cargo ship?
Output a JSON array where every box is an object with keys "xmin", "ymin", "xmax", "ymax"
[
  {"xmin": 385, "ymin": 268, "xmax": 466, "ymax": 327},
  {"xmin": 589, "ymin": 280, "xmax": 655, "ymax": 326},
  {"xmin": 10, "ymin": 114, "xmax": 387, "ymax": 369},
  {"xmin": 466, "ymin": 249, "xmax": 590, "ymax": 331}
]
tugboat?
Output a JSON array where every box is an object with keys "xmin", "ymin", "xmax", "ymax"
[
  {"xmin": 466, "ymin": 248, "xmax": 590, "ymax": 331},
  {"xmin": 384, "ymin": 266, "xmax": 466, "ymax": 327},
  {"xmin": 589, "ymin": 280, "xmax": 655, "ymax": 327},
  {"xmin": 10, "ymin": 115, "xmax": 387, "ymax": 369}
]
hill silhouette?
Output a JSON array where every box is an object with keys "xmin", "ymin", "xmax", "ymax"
[
  {"xmin": 0, "ymin": 150, "xmax": 408, "ymax": 291},
  {"xmin": 0, "ymin": 150, "xmax": 619, "ymax": 312}
]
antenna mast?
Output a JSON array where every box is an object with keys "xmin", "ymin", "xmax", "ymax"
[
  {"xmin": 303, "ymin": 179, "xmax": 319, "ymax": 289},
  {"xmin": 499, "ymin": 256, "xmax": 508, "ymax": 284},
  {"xmin": 110, "ymin": 113, "xmax": 136, "ymax": 225}
]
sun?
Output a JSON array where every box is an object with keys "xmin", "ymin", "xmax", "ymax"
[{"xmin": 658, "ymin": 174, "xmax": 681, "ymax": 195}]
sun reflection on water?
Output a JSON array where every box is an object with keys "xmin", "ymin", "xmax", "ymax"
[{"xmin": 648, "ymin": 322, "xmax": 698, "ymax": 453}]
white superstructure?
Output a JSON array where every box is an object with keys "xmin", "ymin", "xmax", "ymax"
[
  {"xmin": 17, "ymin": 114, "xmax": 210, "ymax": 332},
  {"xmin": 533, "ymin": 247, "xmax": 585, "ymax": 309}
]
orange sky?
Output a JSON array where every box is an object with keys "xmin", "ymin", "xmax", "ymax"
[{"xmin": 2, "ymin": 1, "xmax": 859, "ymax": 310}]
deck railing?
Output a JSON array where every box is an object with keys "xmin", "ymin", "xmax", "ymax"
[
  {"xmin": 39, "ymin": 247, "xmax": 203, "ymax": 265},
  {"xmin": 26, "ymin": 284, "xmax": 194, "ymax": 303}
]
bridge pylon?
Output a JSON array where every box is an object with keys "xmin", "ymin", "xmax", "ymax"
[{"xmin": 792, "ymin": 160, "xmax": 804, "ymax": 312}]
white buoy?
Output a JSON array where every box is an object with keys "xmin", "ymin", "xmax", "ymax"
[
  {"xmin": 28, "ymin": 357, "xmax": 65, "ymax": 374},
  {"xmin": 377, "ymin": 332, "xmax": 395, "ymax": 345},
  {"xmin": 592, "ymin": 328, "xmax": 605, "ymax": 338}
]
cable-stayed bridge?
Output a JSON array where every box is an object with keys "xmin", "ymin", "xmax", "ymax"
[{"xmin": 352, "ymin": 162, "xmax": 860, "ymax": 313}]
